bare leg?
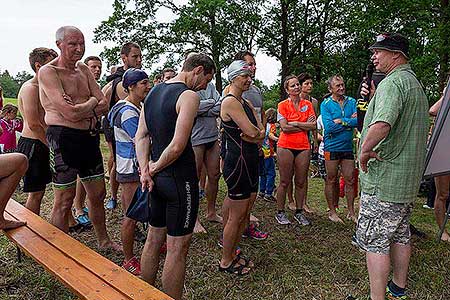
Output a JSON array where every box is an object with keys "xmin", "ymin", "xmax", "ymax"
[
  {"xmin": 204, "ymin": 141, "xmax": 221, "ymax": 223},
  {"xmin": 434, "ymin": 175, "xmax": 450, "ymax": 241},
  {"xmin": 367, "ymin": 251, "xmax": 390, "ymax": 300},
  {"xmin": 341, "ymin": 159, "xmax": 356, "ymax": 222},
  {"xmin": 276, "ymin": 148, "xmax": 295, "ymax": 211},
  {"xmin": 82, "ymin": 179, "xmax": 121, "ymax": 251},
  {"xmin": 325, "ymin": 160, "xmax": 343, "ymax": 223},
  {"xmin": 51, "ymin": 186, "xmax": 77, "ymax": 232},
  {"xmin": 141, "ymin": 226, "xmax": 167, "ymax": 284},
  {"xmin": 120, "ymin": 181, "xmax": 139, "ymax": 261},
  {"xmin": 192, "ymin": 145, "xmax": 207, "ymax": 234},
  {"xmin": 390, "ymin": 243, "xmax": 411, "ymax": 288},
  {"xmin": 107, "ymin": 142, "xmax": 119, "ymax": 201},
  {"xmin": 25, "ymin": 190, "xmax": 46, "ymax": 215},
  {"xmin": 162, "ymin": 234, "xmax": 194, "ymax": 300},
  {"xmin": 220, "ymin": 197, "xmax": 250, "ymax": 268},
  {"xmin": 287, "ymin": 181, "xmax": 296, "ymax": 210},
  {"xmin": 0, "ymin": 153, "xmax": 28, "ymax": 229},
  {"xmin": 293, "ymin": 150, "xmax": 310, "ymax": 210},
  {"xmin": 73, "ymin": 178, "xmax": 87, "ymax": 216}
]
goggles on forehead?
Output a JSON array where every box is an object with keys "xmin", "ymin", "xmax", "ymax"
[{"xmin": 376, "ymin": 33, "xmax": 390, "ymax": 42}]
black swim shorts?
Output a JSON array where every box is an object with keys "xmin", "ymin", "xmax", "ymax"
[
  {"xmin": 17, "ymin": 137, "xmax": 52, "ymax": 192},
  {"xmin": 149, "ymin": 174, "xmax": 199, "ymax": 236},
  {"xmin": 47, "ymin": 125, "xmax": 104, "ymax": 189}
]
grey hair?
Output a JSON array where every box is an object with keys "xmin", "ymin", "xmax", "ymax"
[
  {"xmin": 55, "ymin": 26, "xmax": 81, "ymax": 42},
  {"xmin": 326, "ymin": 74, "xmax": 344, "ymax": 90}
]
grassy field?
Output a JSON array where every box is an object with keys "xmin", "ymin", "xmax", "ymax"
[
  {"xmin": 1, "ymin": 135, "xmax": 450, "ymax": 300},
  {"xmin": 3, "ymin": 98, "xmax": 18, "ymax": 106}
]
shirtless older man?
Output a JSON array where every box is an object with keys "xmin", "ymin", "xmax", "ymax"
[
  {"xmin": 17, "ymin": 47, "xmax": 58, "ymax": 215},
  {"xmin": 39, "ymin": 26, "xmax": 119, "ymax": 250}
]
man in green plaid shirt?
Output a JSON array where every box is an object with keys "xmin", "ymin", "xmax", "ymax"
[{"xmin": 355, "ymin": 33, "xmax": 428, "ymax": 300}]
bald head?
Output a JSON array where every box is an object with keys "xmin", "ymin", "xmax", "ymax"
[{"xmin": 56, "ymin": 26, "xmax": 82, "ymax": 42}]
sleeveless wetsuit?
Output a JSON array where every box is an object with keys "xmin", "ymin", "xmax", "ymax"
[
  {"xmin": 222, "ymin": 94, "xmax": 259, "ymax": 200},
  {"xmin": 144, "ymin": 82, "xmax": 199, "ymax": 236}
]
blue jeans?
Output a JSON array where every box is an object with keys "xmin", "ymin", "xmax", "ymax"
[{"xmin": 259, "ymin": 156, "xmax": 276, "ymax": 195}]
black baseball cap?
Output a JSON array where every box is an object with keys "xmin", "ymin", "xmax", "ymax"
[
  {"xmin": 369, "ymin": 33, "xmax": 409, "ymax": 59},
  {"xmin": 123, "ymin": 68, "xmax": 148, "ymax": 91}
]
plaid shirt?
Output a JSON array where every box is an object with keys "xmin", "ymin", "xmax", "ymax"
[{"xmin": 359, "ymin": 64, "xmax": 429, "ymax": 203}]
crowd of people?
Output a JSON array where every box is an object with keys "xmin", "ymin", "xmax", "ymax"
[{"xmin": 0, "ymin": 26, "xmax": 447, "ymax": 300}]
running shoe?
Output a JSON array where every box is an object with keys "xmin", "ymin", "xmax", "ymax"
[
  {"xmin": 218, "ymin": 236, "xmax": 242, "ymax": 255},
  {"xmin": 386, "ymin": 287, "xmax": 407, "ymax": 299},
  {"xmin": 106, "ymin": 197, "xmax": 117, "ymax": 210},
  {"xmin": 199, "ymin": 189, "xmax": 206, "ymax": 199},
  {"xmin": 82, "ymin": 206, "xmax": 89, "ymax": 214},
  {"xmin": 75, "ymin": 214, "xmax": 92, "ymax": 228},
  {"xmin": 422, "ymin": 204, "xmax": 433, "ymax": 209},
  {"xmin": 122, "ymin": 256, "xmax": 141, "ymax": 276},
  {"xmin": 242, "ymin": 223, "xmax": 268, "ymax": 240},
  {"xmin": 256, "ymin": 192, "xmax": 265, "ymax": 200},
  {"xmin": 275, "ymin": 211, "xmax": 291, "ymax": 225},
  {"xmin": 263, "ymin": 194, "xmax": 277, "ymax": 202},
  {"xmin": 293, "ymin": 211, "xmax": 311, "ymax": 226}
]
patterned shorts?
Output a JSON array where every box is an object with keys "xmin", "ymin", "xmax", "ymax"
[{"xmin": 354, "ymin": 193, "xmax": 413, "ymax": 255}]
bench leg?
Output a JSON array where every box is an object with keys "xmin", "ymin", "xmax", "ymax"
[{"xmin": 17, "ymin": 246, "xmax": 22, "ymax": 263}]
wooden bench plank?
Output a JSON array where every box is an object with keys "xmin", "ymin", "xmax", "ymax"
[
  {"xmin": 3, "ymin": 211, "xmax": 130, "ymax": 300},
  {"xmin": 4, "ymin": 200, "xmax": 173, "ymax": 300}
]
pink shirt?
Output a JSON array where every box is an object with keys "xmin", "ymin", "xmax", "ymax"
[{"xmin": 0, "ymin": 118, "xmax": 23, "ymax": 151}]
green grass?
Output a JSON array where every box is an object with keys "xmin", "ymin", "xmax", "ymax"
[
  {"xmin": 1, "ymin": 136, "xmax": 450, "ymax": 299},
  {"xmin": 3, "ymin": 98, "xmax": 18, "ymax": 106}
]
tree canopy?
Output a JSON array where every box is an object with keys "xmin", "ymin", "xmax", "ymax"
[{"xmin": 94, "ymin": 0, "xmax": 449, "ymax": 104}]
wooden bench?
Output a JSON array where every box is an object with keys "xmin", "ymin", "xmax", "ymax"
[{"xmin": 2, "ymin": 199, "xmax": 173, "ymax": 300}]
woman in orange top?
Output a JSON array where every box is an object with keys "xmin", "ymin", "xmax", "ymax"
[{"xmin": 275, "ymin": 75, "xmax": 316, "ymax": 226}]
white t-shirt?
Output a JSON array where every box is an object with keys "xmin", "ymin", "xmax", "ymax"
[{"xmin": 317, "ymin": 115, "xmax": 324, "ymax": 156}]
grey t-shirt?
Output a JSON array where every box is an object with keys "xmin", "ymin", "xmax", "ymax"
[
  {"xmin": 191, "ymin": 82, "xmax": 221, "ymax": 146},
  {"xmin": 242, "ymin": 84, "xmax": 263, "ymax": 122}
]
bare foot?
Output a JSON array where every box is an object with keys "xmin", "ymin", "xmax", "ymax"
[
  {"xmin": 98, "ymin": 240, "xmax": 122, "ymax": 252},
  {"xmin": 207, "ymin": 214, "xmax": 223, "ymax": 224},
  {"xmin": 346, "ymin": 213, "xmax": 357, "ymax": 223},
  {"xmin": 328, "ymin": 213, "xmax": 344, "ymax": 224},
  {"xmin": 303, "ymin": 204, "xmax": 314, "ymax": 214},
  {"xmin": 194, "ymin": 219, "xmax": 207, "ymax": 234},
  {"xmin": 250, "ymin": 214, "xmax": 259, "ymax": 223},
  {"xmin": 0, "ymin": 219, "xmax": 26, "ymax": 230},
  {"xmin": 441, "ymin": 231, "xmax": 450, "ymax": 242},
  {"xmin": 288, "ymin": 202, "xmax": 296, "ymax": 211}
]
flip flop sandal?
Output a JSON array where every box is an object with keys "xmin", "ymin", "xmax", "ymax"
[
  {"xmin": 219, "ymin": 257, "xmax": 251, "ymax": 276},
  {"xmin": 237, "ymin": 254, "xmax": 254, "ymax": 268}
]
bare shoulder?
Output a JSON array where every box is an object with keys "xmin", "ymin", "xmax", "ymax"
[
  {"xmin": 102, "ymin": 81, "xmax": 112, "ymax": 93},
  {"xmin": 179, "ymin": 89, "xmax": 200, "ymax": 103},
  {"xmin": 19, "ymin": 79, "xmax": 38, "ymax": 98}
]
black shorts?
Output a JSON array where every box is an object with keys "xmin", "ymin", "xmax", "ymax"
[
  {"xmin": 47, "ymin": 126, "xmax": 104, "ymax": 189},
  {"xmin": 17, "ymin": 137, "xmax": 52, "ymax": 192},
  {"xmin": 102, "ymin": 117, "xmax": 115, "ymax": 143},
  {"xmin": 324, "ymin": 151, "xmax": 354, "ymax": 161},
  {"xmin": 223, "ymin": 151, "xmax": 259, "ymax": 200},
  {"xmin": 149, "ymin": 174, "xmax": 199, "ymax": 236}
]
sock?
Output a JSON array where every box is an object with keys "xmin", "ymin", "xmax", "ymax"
[
  {"xmin": 295, "ymin": 209, "xmax": 303, "ymax": 214},
  {"xmin": 388, "ymin": 280, "xmax": 406, "ymax": 296}
]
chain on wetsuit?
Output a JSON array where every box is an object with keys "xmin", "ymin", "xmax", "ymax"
[
  {"xmin": 221, "ymin": 94, "xmax": 259, "ymax": 200},
  {"xmin": 144, "ymin": 82, "xmax": 199, "ymax": 236}
]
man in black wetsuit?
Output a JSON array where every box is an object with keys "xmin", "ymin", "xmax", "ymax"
[{"xmin": 136, "ymin": 53, "xmax": 216, "ymax": 300}]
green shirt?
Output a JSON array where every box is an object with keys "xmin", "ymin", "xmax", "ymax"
[{"xmin": 359, "ymin": 64, "xmax": 429, "ymax": 203}]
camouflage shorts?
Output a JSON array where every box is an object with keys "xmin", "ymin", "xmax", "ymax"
[{"xmin": 354, "ymin": 193, "xmax": 413, "ymax": 255}]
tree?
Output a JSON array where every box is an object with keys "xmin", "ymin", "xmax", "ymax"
[
  {"xmin": 0, "ymin": 70, "xmax": 20, "ymax": 98},
  {"xmin": 94, "ymin": 0, "xmax": 264, "ymax": 92}
]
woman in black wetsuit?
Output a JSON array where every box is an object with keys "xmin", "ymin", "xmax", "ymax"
[{"xmin": 219, "ymin": 60, "xmax": 265, "ymax": 275}]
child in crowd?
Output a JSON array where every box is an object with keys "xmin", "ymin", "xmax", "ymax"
[
  {"xmin": 259, "ymin": 108, "xmax": 278, "ymax": 202},
  {"xmin": 0, "ymin": 104, "xmax": 23, "ymax": 153}
]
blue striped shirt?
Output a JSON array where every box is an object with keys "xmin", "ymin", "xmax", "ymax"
[{"xmin": 108, "ymin": 100, "xmax": 141, "ymax": 178}]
